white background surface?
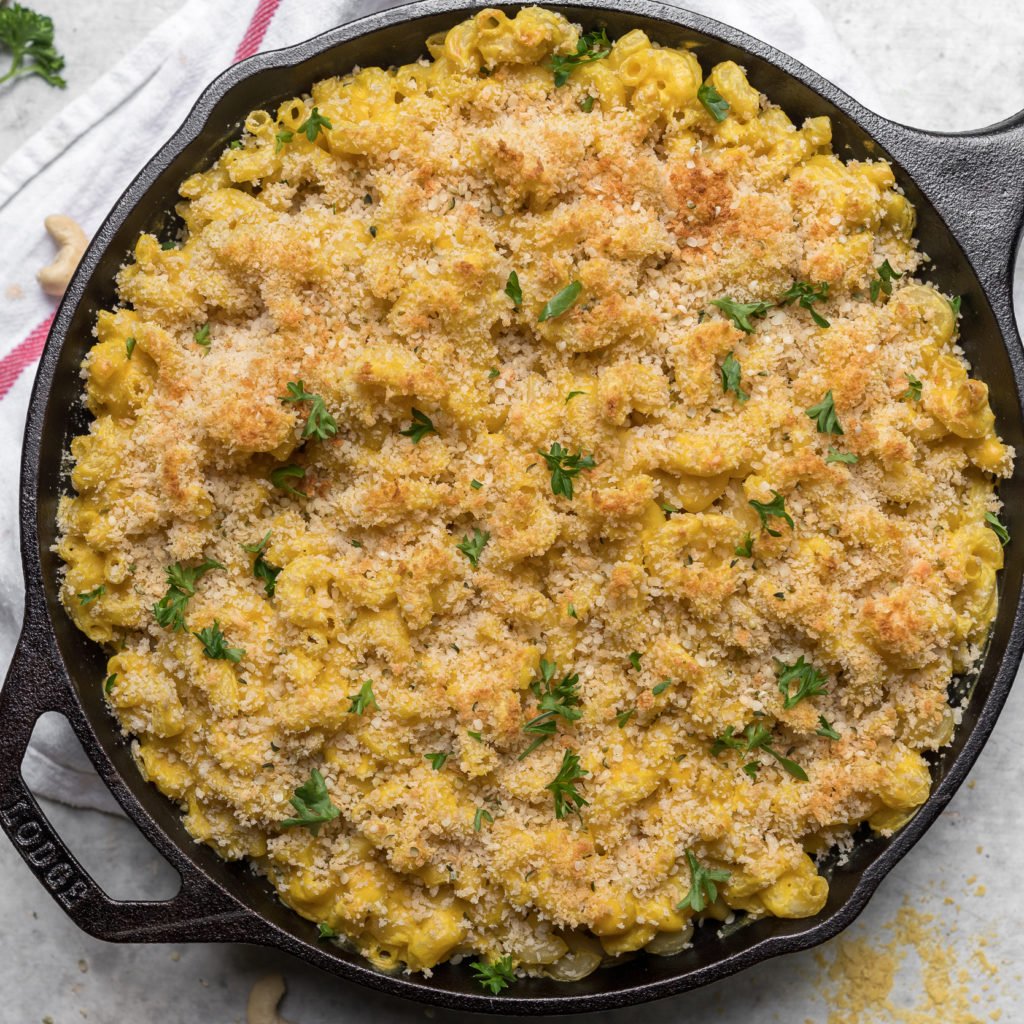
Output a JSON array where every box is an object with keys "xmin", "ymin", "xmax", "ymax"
[{"xmin": 2, "ymin": 1, "xmax": 1024, "ymax": 1022}]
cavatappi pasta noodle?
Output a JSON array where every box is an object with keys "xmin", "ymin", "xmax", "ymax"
[{"xmin": 57, "ymin": 7, "xmax": 1012, "ymax": 988}]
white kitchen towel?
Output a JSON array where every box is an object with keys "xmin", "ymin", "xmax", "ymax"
[{"xmin": 0, "ymin": 0, "xmax": 875, "ymax": 814}]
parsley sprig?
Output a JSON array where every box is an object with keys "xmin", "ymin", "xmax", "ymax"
[
  {"xmin": 456, "ymin": 527, "xmax": 491, "ymax": 568},
  {"xmin": 193, "ymin": 620, "xmax": 244, "ymax": 662},
  {"xmin": 424, "ymin": 752, "xmax": 448, "ymax": 771},
  {"xmin": 551, "ymin": 29, "xmax": 611, "ymax": 87},
  {"xmin": 280, "ymin": 381, "xmax": 338, "ymax": 441},
  {"xmin": 242, "ymin": 532, "xmax": 281, "ymax": 597},
  {"xmin": 347, "ymin": 679, "xmax": 378, "ymax": 716},
  {"xmin": 538, "ymin": 442, "xmax": 596, "ymax": 500},
  {"xmin": 153, "ymin": 559, "xmax": 224, "ymax": 631},
  {"xmin": 711, "ymin": 296, "xmax": 773, "ymax": 333},
  {"xmin": 77, "ymin": 584, "xmax": 105, "ymax": 606},
  {"xmin": 546, "ymin": 748, "xmax": 589, "ymax": 819},
  {"xmin": 748, "ymin": 490, "xmax": 794, "ymax": 536},
  {"xmin": 697, "ymin": 82, "xmax": 730, "ymax": 122},
  {"xmin": 297, "ymin": 106, "xmax": 332, "ymax": 141},
  {"xmin": 900, "ymin": 372, "xmax": 922, "ymax": 402},
  {"xmin": 400, "ymin": 408, "xmax": 437, "ymax": 443},
  {"xmin": 504, "ymin": 270, "xmax": 522, "ymax": 307},
  {"xmin": 816, "ymin": 715, "xmax": 841, "ymax": 740},
  {"xmin": 280, "ymin": 768, "xmax": 339, "ymax": 836},
  {"xmin": 986, "ymin": 511, "xmax": 1010, "ymax": 546},
  {"xmin": 870, "ymin": 259, "xmax": 902, "ymax": 301},
  {"xmin": 720, "ymin": 350, "xmax": 749, "ymax": 403},
  {"xmin": 806, "ymin": 390, "xmax": 843, "ymax": 435},
  {"xmin": 780, "ymin": 281, "xmax": 830, "ymax": 328},
  {"xmin": 470, "ymin": 956, "xmax": 516, "ymax": 994},
  {"xmin": 678, "ymin": 850, "xmax": 730, "ymax": 913},
  {"xmin": 776, "ymin": 656, "xmax": 828, "ymax": 709},
  {"xmin": 0, "ymin": 4, "xmax": 66, "ymax": 89},
  {"xmin": 270, "ymin": 464, "xmax": 307, "ymax": 498},
  {"xmin": 711, "ymin": 722, "xmax": 808, "ymax": 781},
  {"xmin": 519, "ymin": 659, "xmax": 582, "ymax": 759}
]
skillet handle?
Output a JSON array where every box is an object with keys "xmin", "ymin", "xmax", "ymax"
[
  {"xmin": 0, "ymin": 617, "xmax": 268, "ymax": 943},
  {"xmin": 877, "ymin": 109, "xmax": 1024, "ymax": 300}
]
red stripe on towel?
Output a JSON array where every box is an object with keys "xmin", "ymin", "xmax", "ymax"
[
  {"xmin": 0, "ymin": 313, "xmax": 54, "ymax": 401},
  {"xmin": 234, "ymin": 0, "xmax": 284, "ymax": 61}
]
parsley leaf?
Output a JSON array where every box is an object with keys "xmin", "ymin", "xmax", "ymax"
[
  {"xmin": 280, "ymin": 380, "xmax": 338, "ymax": 441},
  {"xmin": 470, "ymin": 479, "xmax": 483, "ymax": 490},
  {"xmin": 424, "ymin": 752, "xmax": 448, "ymax": 771},
  {"xmin": 550, "ymin": 29, "xmax": 611, "ymax": 87},
  {"xmin": 628, "ymin": 650, "xmax": 642, "ymax": 671},
  {"xmin": 678, "ymin": 850, "xmax": 730, "ymax": 913},
  {"xmin": 125, "ymin": 337, "xmax": 136, "ymax": 359},
  {"xmin": 949, "ymin": 295, "xmax": 962, "ymax": 317},
  {"xmin": 780, "ymin": 280, "xmax": 830, "ymax": 328},
  {"xmin": 298, "ymin": 106, "xmax": 332, "ymax": 142},
  {"xmin": 735, "ymin": 532, "xmax": 754, "ymax": 558},
  {"xmin": 816, "ymin": 715, "xmax": 841, "ymax": 740},
  {"xmin": 616, "ymin": 708, "xmax": 636, "ymax": 727},
  {"xmin": 538, "ymin": 442, "xmax": 596, "ymax": 500},
  {"xmin": 519, "ymin": 659, "xmax": 582, "ymax": 759},
  {"xmin": 900, "ymin": 372, "xmax": 923, "ymax": 402},
  {"xmin": 652, "ymin": 680, "xmax": 672, "ymax": 696},
  {"xmin": 711, "ymin": 722, "xmax": 808, "ymax": 781},
  {"xmin": 270, "ymin": 464, "xmax": 307, "ymax": 498},
  {"xmin": 317, "ymin": 923, "xmax": 336, "ymax": 940},
  {"xmin": 103, "ymin": 673, "xmax": 117, "ymax": 696},
  {"xmin": 565, "ymin": 390, "xmax": 586, "ymax": 404},
  {"xmin": 193, "ymin": 620, "xmax": 244, "ymax": 662},
  {"xmin": 274, "ymin": 128, "xmax": 293, "ymax": 152},
  {"xmin": 505, "ymin": 270, "xmax": 522, "ymax": 307},
  {"xmin": 279, "ymin": 768, "xmax": 339, "ymax": 836},
  {"xmin": 547, "ymin": 748, "xmax": 589, "ymax": 819},
  {"xmin": 347, "ymin": 679, "xmax": 377, "ymax": 716},
  {"xmin": 538, "ymin": 280, "xmax": 582, "ymax": 321},
  {"xmin": 826, "ymin": 447, "xmax": 858, "ymax": 465},
  {"xmin": 697, "ymin": 81, "xmax": 730, "ymax": 122},
  {"xmin": 579, "ymin": 94, "xmax": 595, "ymax": 112},
  {"xmin": 720, "ymin": 350, "xmax": 749, "ymax": 403},
  {"xmin": 400, "ymin": 408, "xmax": 437, "ymax": 444},
  {"xmin": 870, "ymin": 259, "xmax": 902, "ymax": 302},
  {"xmin": 242, "ymin": 532, "xmax": 281, "ymax": 597},
  {"xmin": 77, "ymin": 584, "xmax": 105, "ymax": 606},
  {"xmin": 985, "ymin": 511, "xmax": 1010, "ymax": 546},
  {"xmin": 153, "ymin": 559, "xmax": 224, "ymax": 631},
  {"xmin": 456, "ymin": 527, "xmax": 490, "ymax": 568},
  {"xmin": 806, "ymin": 390, "xmax": 843, "ymax": 435},
  {"xmin": 470, "ymin": 956, "xmax": 516, "ymax": 994},
  {"xmin": 0, "ymin": 4, "xmax": 66, "ymax": 89},
  {"xmin": 776, "ymin": 656, "xmax": 828, "ymax": 709},
  {"xmin": 193, "ymin": 323, "xmax": 211, "ymax": 349},
  {"xmin": 711, "ymin": 296, "xmax": 773, "ymax": 333},
  {"xmin": 748, "ymin": 490, "xmax": 794, "ymax": 536},
  {"xmin": 473, "ymin": 807, "xmax": 494, "ymax": 832}
]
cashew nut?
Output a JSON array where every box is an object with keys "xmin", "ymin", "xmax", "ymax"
[
  {"xmin": 37, "ymin": 214, "xmax": 88, "ymax": 297},
  {"xmin": 247, "ymin": 974, "xmax": 296, "ymax": 1024}
]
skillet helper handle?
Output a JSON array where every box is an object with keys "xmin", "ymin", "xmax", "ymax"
[
  {"xmin": 878, "ymin": 109, "xmax": 1024, "ymax": 299},
  {"xmin": 0, "ymin": 618, "xmax": 264, "ymax": 943}
]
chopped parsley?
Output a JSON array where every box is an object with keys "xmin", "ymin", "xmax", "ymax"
[
  {"xmin": 77, "ymin": 584, "xmax": 105, "ymax": 606},
  {"xmin": 567, "ymin": 602, "xmax": 578, "ymax": 618},
  {"xmin": 399, "ymin": 408, "xmax": 437, "ymax": 443},
  {"xmin": 487, "ymin": 367, "xmax": 500, "ymax": 381},
  {"xmin": 652, "ymin": 680, "xmax": 672, "ymax": 696},
  {"xmin": 424, "ymin": 752, "xmax": 448, "ymax": 771},
  {"xmin": 103, "ymin": 673, "xmax": 117, "ymax": 696},
  {"xmin": 816, "ymin": 715, "xmax": 841, "ymax": 740},
  {"xmin": 900, "ymin": 372, "xmax": 923, "ymax": 402},
  {"xmin": 520, "ymin": 659, "xmax": 582, "ymax": 759},
  {"xmin": 776, "ymin": 656, "xmax": 828, "ymax": 708},
  {"xmin": 125, "ymin": 336, "xmax": 136, "ymax": 359},
  {"xmin": 242, "ymin": 532, "xmax": 281, "ymax": 597},
  {"xmin": 628, "ymin": 650, "xmax": 642, "ymax": 671},
  {"xmin": 467, "ymin": 730, "xmax": 483, "ymax": 743},
  {"xmin": 985, "ymin": 511, "xmax": 1010, "ymax": 546},
  {"xmin": 806, "ymin": 390, "xmax": 843, "ymax": 435},
  {"xmin": 347, "ymin": 679, "xmax": 378, "ymax": 716},
  {"xmin": 274, "ymin": 128, "xmax": 293, "ymax": 152},
  {"xmin": 748, "ymin": 490, "xmax": 794, "ymax": 536},
  {"xmin": 711, "ymin": 296, "xmax": 773, "ymax": 333},
  {"xmin": 546, "ymin": 748, "xmax": 589, "ymax": 819},
  {"xmin": 279, "ymin": 768, "xmax": 339, "ymax": 836},
  {"xmin": 473, "ymin": 807, "xmax": 494, "ymax": 832},
  {"xmin": 735, "ymin": 532, "xmax": 754, "ymax": 558},
  {"xmin": 456, "ymin": 527, "xmax": 490, "ymax": 568},
  {"xmin": 550, "ymin": 29, "xmax": 611, "ymax": 87},
  {"xmin": 720, "ymin": 350, "xmax": 749, "ymax": 403},
  {"xmin": 697, "ymin": 82, "xmax": 730, "ymax": 122},
  {"xmin": 826, "ymin": 447, "xmax": 858, "ymax": 465},
  {"xmin": 317, "ymin": 923, "xmax": 336, "ymax": 940},
  {"xmin": 152, "ymin": 559, "xmax": 224, "ymax": 631},
  {"xmin": 712, "ymin": 722, "xmax": 808, "ymax": 781},
  {"xmin": 616, "ymin": 708, "xmax": 636, "ymax": 727},
  {"xmin": 949, "ymin": 295, "xmax": 962, "ymax": 317},
  {"xmin": 870, "ymin": 259, "xmax": 902, "ymax": 301},
  {"xmin": 470, "ymin": 955, "xmax": 516, "ymax": 994},
  {"xmin": 270, "ymin": 464, "xmax": 307, "ymax": 498},
  {"xmin": 780, "ymin": 280, "xmax": 830, "ymax": 328},
  {"xmin": 538, "ymin": 442, "xmax": 596, "ymax": 499},
  {"xmin": 538, "ymin": 280, "xmax": 582, "ymax": 321},
  {"xmin": 193, "ymin": 620, "xmax": 244, "ymax": 663},
  {"xmin": 280, "ymin": 380, "xmax": 338, "ymax": 441},
  {"xmin": 504, "ymin": 270, "xmax": 522, "ymax": 307},
  {"xmin": 565, "ymin": 390, "xmax": 586, "ymax": 404},
  {"xmin": 678, "ymin": 850, "xmax": 730, "ymax": 913},
  {"xmin": 470, "ymin": 479, "xmax": 483, "ymax": 490},
  {"xmin": 297, "ymin": 106, "xmax": 332, "ymax": 141},
  {"xmin": 193, "ymin": 323, "xmax": 211, "ymax": 349},
  {"xmin": 579, "ymin": 94, "xmax": 595, "ymax": 112}
]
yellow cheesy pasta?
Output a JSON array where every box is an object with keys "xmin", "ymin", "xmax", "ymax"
[{"xmin": 56, "ymin": 7, "xmax": 1012, "ymax": 990}]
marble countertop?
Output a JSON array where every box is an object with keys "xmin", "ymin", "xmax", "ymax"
[{"xmin": 2, "ymin": 1, "xmax": 1023, "ymax": 1021}]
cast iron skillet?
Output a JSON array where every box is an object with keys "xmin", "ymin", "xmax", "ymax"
[{"xmin": 2, "ymin": 0, "xmax": 1023, "ymax": 1013}]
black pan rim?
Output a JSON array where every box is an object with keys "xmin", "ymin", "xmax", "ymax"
[{"xmin": 12, "ymin": 0, "xmax": 1024, "ymax": 1013}]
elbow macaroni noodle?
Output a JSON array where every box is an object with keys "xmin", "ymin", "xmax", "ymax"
[{"xmin": 57, "ymin": 7, "xmax": 1011, "ymax": 985}]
